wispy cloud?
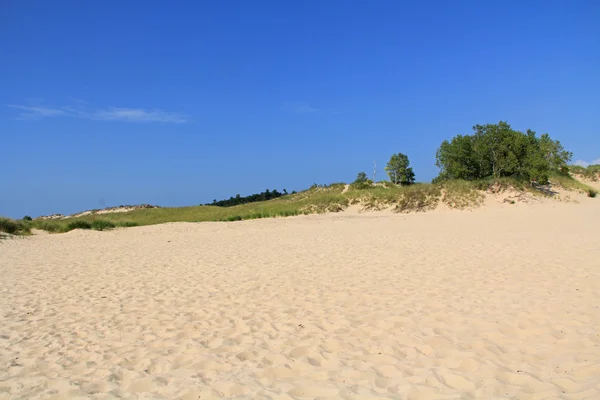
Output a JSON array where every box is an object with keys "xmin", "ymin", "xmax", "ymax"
[
  {"xmin": 92, "ymin": 108, "xmax": 188, "ymax": 123},
  {"xmin": 281, "ymin": 101, "xmax": 319, "ymax": 114},
  {"xmin": 7, "ymin": 102, "xmax": 189, "ymax": 123},
  {"xmin": 8, "ymin": 105, "xmax": 69, "ymax": 119},
  {"xmin": 574, "ymin": 159, "xmax": 600, "ymax": 168}
]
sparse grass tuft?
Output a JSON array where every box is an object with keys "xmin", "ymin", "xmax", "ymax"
[
  {"xmin": 395, "ymin": 184, "xmax": 441, "ymax": 213},
  {"xmin": 0, "ymin": 217, "xmax": 31, "ymax": 235},
  {"xmin": 570, "ymin": 164, "xmax": 600, "ymax": 181},
  {"xmin": 439, "ymin": 180, "xmax": 485, "ymax": 209},
  {"xmin": 549, "ymin": 171, "xmax": 597, "ymax": 194}
]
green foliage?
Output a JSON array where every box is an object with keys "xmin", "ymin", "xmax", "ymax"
[
  {"xmin": 22, "ymin": 215, "xmax": 32, "ymax": 221},
  {"xmin": 34, "ymin": 220, "xmax": 65, "ymax": 233},
  {"xmin": 570, "ymin": 164, "xmax": 600, "ymax": 181},
  {"xmin": 208, "ymin": 188, "xmax": 287, "ymax": 207},
  {"xmin": 66, "ymin": 220, "xmax": 92, "ymax": 230},
  {"xmin": 90, "ymin": 220, "xmax": 116, "ymax": 231},
  {"xmin": 588, "ymin": 189, "xmax": 597, "ymax": 198},
  {"xmin": 115, "ymin": 221, "xmax": 139, "ymax": 227},
  {"xmin": 435, "ymin": 121, "xmax": 571, "ymax": 184},
  {"xmin": 351, "ymin": 172, "xmax": 373, "ymax": 190},
  {"xmin": 0, "ymin": 217, "xmax": 31, "ymax": 235},
  {"xmin": 548, "ymin": 171, "xmax": 596, "ymax": 193},
  {"xmin": 354, "ymin": 172, "xmax": 368, "ymax": 184},
  {"xmin": 385, "ymin": 153, "xmax": 415, "ymax": 185}
]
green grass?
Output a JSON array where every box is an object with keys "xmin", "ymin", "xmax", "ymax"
[
  {"xmin": 0, "ymin": 217, "xmax": 31, "ymax": 236},
  {"xmin": 395, "ymin": 184, "xmax": 441, "ymax": 213},
  {"xmin": 22, "ymin": 173, "xmax": 596, "ymax": 234},
  {"xmin": 30, "ymin": 217, "xmax": 121, "ymax": 233},
  {"xmin": 569, "ymin": 164, "xmax": 600, "ymax": 181},
  {"xmin": 438, "ymin": 180, "xmax": 485, "ymax": 209},
  {"xmin": 549, "ymin": 171, "xmax": 597, "ymax": 194}
]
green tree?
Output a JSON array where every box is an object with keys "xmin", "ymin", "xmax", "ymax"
[
  {"xmin": 352, "ymin": 171, "xmax": 373, "ymax": 189},
  {"xmin": 385, "ymin": 153, "xmax": 415, "ymax": 185},
  {"xmin": 354, "ymin": 171, "xmax": 368, "ymax": 184},
  {"xmin": 435, "ymin": 134, "xmax": 479, "ymax": 181},
  {"xmin": 434, "ymin": 121, "xmax": 572, "ymax": 184},
  {"xmin": 538, "ymin": 133, "xmax": 572, "ymax": 172}
]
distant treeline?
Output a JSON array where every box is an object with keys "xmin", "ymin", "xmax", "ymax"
[{"xmin": 207, "ymin": 188, "xmax": 295, "ymax": 207}]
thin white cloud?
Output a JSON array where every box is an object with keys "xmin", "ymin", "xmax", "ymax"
[
  {"xmin": 8, "ymin": 105, "xmax": 69, "ymax": 119},
  {"xmin": 92, "ymin": 107, "xmax": 188, "ymax": 123},
  {"xmin": 8, "ymin": 102, "xmax": 189, "ymax": 123},
  {"xmin": 281, "ymin": 101, "xmax": 319, "ymax": 114},
  {"xmin": 574, "ymin": 159, "xmax": 600, "ymax": 167}
]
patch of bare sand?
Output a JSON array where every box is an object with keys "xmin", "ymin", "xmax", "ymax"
[{"xmin": 1, "ymin": 200, "xmax": 600, "ymax": 399}]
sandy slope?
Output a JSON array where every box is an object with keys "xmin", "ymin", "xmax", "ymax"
[{"xmin": 1, "ymin": 199, "xmax": 600, "ymax": 399}]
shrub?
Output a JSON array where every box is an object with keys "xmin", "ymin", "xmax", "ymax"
[
  {"xmin": 66, "ymin": 220, "xmax": 92, "ymax": 230},
  {"xmin": 90, "ymin": 220, "xmax": 116, "ymax": 231},
  {"xmin": 22, "ymin": 215, "xmax": 33, "ymax": 221},
  {"xmin": 0, "ymin": 217, "xmax": 31, "ymax": 235},
  {"xmin": 226, "ymin": 215, "xmax": 242, "ymax": 221},
  {"xmin": 351, "ymin": 179, "xmax": 374, "ymax": 190},
  {"xmin": 588, "ymin": 189, "xmax": 598, "ymax": 198},
  {"xmin": 116, "ymin": 221, "xmax": 139, "ymax": 227},
  {"xmin": 34, "ymin": 220, "xmax": 64, "ymax": 233}
]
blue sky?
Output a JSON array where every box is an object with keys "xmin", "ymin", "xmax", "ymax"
[{"xmin": 1, "ymin": 0, "xmax": 599, "ymax": 218}]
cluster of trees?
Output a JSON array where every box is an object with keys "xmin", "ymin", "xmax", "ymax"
[
  {"xmin": 212, "ymin": 122, "xmax": 573, "ymax": 203},
  {"xmin": 353, "ymin": 122, "xmax": 571, "ymax": 188},
  {"xmin": 354, "ymin": 153, "xmax": 416, "ymax": 188},
  {"xmin": 208, "ymin": 189, "xmax": 291, "ymax": 207},
  {"xmin": 434, "ymin": 121, "xmax": 571, "ymax": 183}
]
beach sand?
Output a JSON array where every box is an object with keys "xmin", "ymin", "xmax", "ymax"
[{"xmin": 1, "ymin": 200, "xmax": 599, "ymax": 399}]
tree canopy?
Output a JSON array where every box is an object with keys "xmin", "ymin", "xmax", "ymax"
[
  {"xmin": 385, "ymin": 153, "xmax": 415, "ymax": 185},
  {"xmin": 434, "ymin": 121, "xmax": 571, "ymax": 184},
  {"xmin": 208, "ymin": 189, "xmax": 287, "ymax": 207}
]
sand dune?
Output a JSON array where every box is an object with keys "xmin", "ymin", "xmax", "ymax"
[{"xmin": 1, "ymin": 199, "xmax": 600, "ymax": 399}]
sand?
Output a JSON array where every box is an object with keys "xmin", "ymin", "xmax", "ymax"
[{"xmin": 1, "ymin": 199, "xmax": 600, "ymax": 399}]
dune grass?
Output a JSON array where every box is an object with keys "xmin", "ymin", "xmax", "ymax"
[
  {"xmin": 20, "ymin": 173, "xmax": 596, "ymax": 234},
  {"xmin": 570, "ymin": 164, "xmax": 600, "ymax": 181},
  {"xmin": 549, "ymin": 171, "xmax": 598, "ymax": 195},
  {"xmin": 0, "ymin": 217, "xmax": 32, "ymax": 236}
]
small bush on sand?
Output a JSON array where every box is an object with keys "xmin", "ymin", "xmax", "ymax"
[
  {"xmin": 22, "ymin": 215, "xmax": 33, "ymax": 221},
  {"xmin": 116, "ymin": 221, "xmax": 139, "ymax": 227},
  {"xmin": 0, "ymin": 217, "xmax": 31, "ymax": 235},
  {"xmin": 66, "ymin": 220, "xmax": 92, "ymax": 230},
  {"xmin": 34, "ymin": 220, "xmax": 64, "ymax": 233},
  {"xmin": 91, "ymin": 220, "xmax": 116, "ymax": 231},
  {"xmin": 588, "ymin": 189, "xmax": 598, "ymax": 198}
]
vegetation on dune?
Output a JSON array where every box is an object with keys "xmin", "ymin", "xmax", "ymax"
[
  {"xmin": 385, "ymin": 153, "xmax": 415, "ymax": 185},
  {"xmin": 0, "ymin": 217, "xmax": 32, "ymax": 236},
  {"xmin": 207, "ymin": 188, "xmax": 291, "ymax": 207},
  {"xmin": 569, "ymin": 164, "xmax": 600, "ymax": 181},
  {"xmin": 434, "ymin": 121, "xmax": 571, "ymax": 184},
  {"xmin": 9, "ymin": 120, "xmax": 595, "ymax": 235}
]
